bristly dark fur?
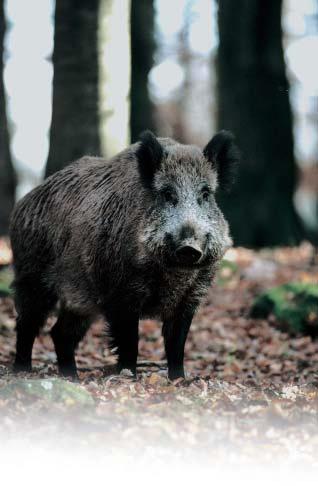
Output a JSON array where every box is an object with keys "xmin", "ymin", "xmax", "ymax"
[
  {"xmin": 10, "ymin": 130, "xmax": 239, "ymax": 380},
  {"xmin": 203, "ymin": 130, "xmax": 240, "ymax": 192}
]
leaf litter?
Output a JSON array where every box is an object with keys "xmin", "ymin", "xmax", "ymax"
[{"xmin": 0, "ymin": 241, "xmax": 318, "ymax": 466}]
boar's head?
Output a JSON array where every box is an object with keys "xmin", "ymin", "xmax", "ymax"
[{"xmin": 136, "ymin": 130, "xmax": 240, "ymax": 269}]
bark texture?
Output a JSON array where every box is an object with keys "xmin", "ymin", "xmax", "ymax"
[
  {"xmin": 45, "ymin": 0, "xmax": 101, "ymax": 177},
  {"xmin": 130, "ymin": 0, "xmax": 156, "ymax": 142},
  {"xmin": 217, "ymin": 0, "xmax": 303, "ymax": 247}
]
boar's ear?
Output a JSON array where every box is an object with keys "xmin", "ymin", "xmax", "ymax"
[
  {"xmin": 203, "ymin": 130, "xmax": 240, "ymax": 192},
  {"xmin": 136, "ymin": 130, "xmax": 164, "ymax": 186}
]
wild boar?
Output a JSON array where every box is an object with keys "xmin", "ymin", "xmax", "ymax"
[{"xmin": 10, "ymin": 130, "xmax": 239, "ymax": 380}]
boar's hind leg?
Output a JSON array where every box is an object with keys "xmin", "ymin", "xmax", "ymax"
[
  {"xmin": 107, "ymin": 311, "xmax": 139, "ymax": 377},
  {"xmin": 14, "ymin": 283, "xmax": 55, "ymax": 373},
  {"xmin": 51, "ymin": 309, "xmax": 90, "ymax": 379},
  {"xmin": 14, "ymin": 311, "xmax": 48, "ymax": 372},
  {"xmin": 162, "ymin": 307, "xmax": 195, "ymax": 381}
]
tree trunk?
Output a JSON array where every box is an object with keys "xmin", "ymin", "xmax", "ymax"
[
  {"xmin": 130, "ymin": 0, "xmax": 156, "ymax": 142},
  {"xmin": 0, "ymin": 0, "xmax": 15, "ymax": 235},
  {"xmin": 217, "ymin": 0, "xmax": 304, "ymax": 247},
  {"xmin": 45, "ymin": 0, "xmax": 101, "ymax": 177},
  {"xmin": 98, "ymin": 0, "xmax": 131, "ymax": 158}
]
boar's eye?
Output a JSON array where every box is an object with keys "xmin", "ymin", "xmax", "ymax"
[
  {"xmin": 198, "ymin": 185, "xmax": 211, "ymax": 205},
  {"xmin": 160, "ymin": 187, "xmax": 178, "ymax": 205},
  {"xmin": 201, "ymin": 186, "xmax": 211, "ymax": 201}
]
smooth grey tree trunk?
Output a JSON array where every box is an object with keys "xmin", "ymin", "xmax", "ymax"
[
  {"xmin": 0, "ymin": 0, "xmax": 15, "ymax": 235},
  {"xmin": 217, "ymin": 0, "xmax": 304, "ymax": 247}
]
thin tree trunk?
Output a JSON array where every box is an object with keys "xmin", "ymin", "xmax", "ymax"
[
  {"xmin": 98, "ymin": 0, "xmax": 131, "ymax": 158},
  {"xmin": 0, "ymin": 0, "xmax": 15, "ymax": 235},
  {"xmin": 217, "ymin": 0, "xmax": 304, "ymax": 247},
  {"xmin": 45, "ymin": 0, "xmax": 101, "ymax": 177},
  {"xmin": 130, "ymin": 0, "xmax": 156, "ymax": 142}
]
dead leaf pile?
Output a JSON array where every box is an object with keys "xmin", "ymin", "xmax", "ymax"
[{"xmin": 0, "ymin": 242, "xmax": 317, "ymax": 465}]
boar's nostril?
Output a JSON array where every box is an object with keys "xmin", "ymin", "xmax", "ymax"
[{"xmin": 176, "ymin": 245, "xmax": 202, "ymax": 264}]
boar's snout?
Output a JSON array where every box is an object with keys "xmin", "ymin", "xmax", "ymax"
[
  {"xmin": 175, "ymin": 243, "xmax": 203, "ymax": 265},
  {"xmin": 165, "ymin": 222, "xmax": 209, "ymax": 267}
]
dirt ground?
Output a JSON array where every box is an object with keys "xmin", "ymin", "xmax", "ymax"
[{"xmin": 0, "ymin": 243, "xmax": 318, "ymax": 466}]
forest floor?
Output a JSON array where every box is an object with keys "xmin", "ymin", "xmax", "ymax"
[{"xmin": 0, "ymin": 241, "xmax": 318, "ymax": 469}]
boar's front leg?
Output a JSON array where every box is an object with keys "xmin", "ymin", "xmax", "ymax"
[
  {"xmin": 162, "ymin": 307, "xmax": 195, "ymax": 380},
  {"xmin": 108, "ymin": 310, "xmax": 139, "ymax": 377},
  {"xmin": 51, "ymin": 309, "xmax": 90, "ymax": 379}
]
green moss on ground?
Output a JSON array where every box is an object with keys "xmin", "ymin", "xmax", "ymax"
[
  {"xmin": 0, "ymin": 267, "xmax": 13, "ymax": 297},
  {"xmin": 251, "ymin": 282, "xmax": 318, "ymax": 335},
  {"xmin": 0, "ymin": 378, "xmax": 95, "ymax": 406}
]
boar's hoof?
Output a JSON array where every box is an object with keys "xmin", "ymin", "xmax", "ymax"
[
  {"xmin": 168, "ymin": 366, "xmax": 185, "ymax": 381},
  {"xmin": 58, "ymin": 366, "xmax": 79, "ymax": 381},
  {"xmin": 13, "ymin": 361, "xmax": 32, "ymax": 374},
  {"xmin": 117, "ymin": 364, "xmax": 137, "ymax": 379}
]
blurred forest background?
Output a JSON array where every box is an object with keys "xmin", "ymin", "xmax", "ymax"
[
  {"xmin": 1, "ymin": 2, "xmax": 318, "ymax": 458},
  {"xmin": 0, "ymin": 0, "xmax": 317, "ymax": 248}
]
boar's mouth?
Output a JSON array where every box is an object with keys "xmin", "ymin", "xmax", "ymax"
[
  {"xmin": 162, "ymin": 233, "xmax": 220, "ymax": 269},
  {"xmin": 164, "ymin": 249, "xmax": 217, "ymax": 270}
]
